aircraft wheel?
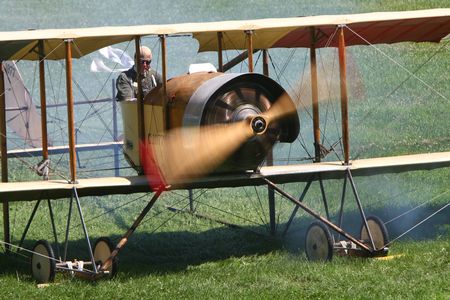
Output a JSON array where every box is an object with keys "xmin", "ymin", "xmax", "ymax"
[
  {"xmin": 93, "ymin": 237, "xmax": 117, "ymax": 278},
  {"xmin": 305, "ymin": 221, "xmax": 333, "ymax": 261},
  {"xmin": 31, "ymin": 240, "xmax": 56, "ymax": 283},
  {"xmin": 360, "ymin": 215, "xmax": 389, "ymax": 250}
]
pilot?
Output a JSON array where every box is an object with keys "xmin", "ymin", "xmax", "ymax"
[{"xmin": 116, "ymin": 46, "xmax": 162, "ymax": 101}]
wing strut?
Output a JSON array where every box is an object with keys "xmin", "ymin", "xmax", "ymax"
[
  {"xmin": 0, "ymin": 61, "xmax": 10, "ymax": 251},
  {"xmin": 262, "ymin": 49, "xmax": 277, "ymax": 236},
  {"xmin": 135, "ymin": 37, "xmax": 145, "ymax": 171},
  {"xmin": 100, "ymin": 188, "xmax": 164, "ymax": 273},
  {"xmin": 65, "ymin": 39, "xmax": 77, "ymax": 183},
  {"xmin": 310, "ymin": 27, "xmax": 321, "ymax": 162},
  {"xmin": 338, "ymin": 25, "xmax": 350, "ymax": 164},
  {"xmin": 217, "ymin": 32, "xmax": 224, "ymax": 72},
  {"xmin": 38, "ymin": 40, "xmax": 49, "ymax": 165},
  {"xmin": 264, "ymin": 176, "xmax": 377, "ymax": 254},
  {"xmin": 160, "ymin": 34, "xmax": 169, "ymax": 130},
  {"xmin": 246, "ymin": 30, "xmax": 254, "ymax": 73}
]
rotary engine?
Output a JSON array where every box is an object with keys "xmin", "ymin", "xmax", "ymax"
[{"xmin": 121, "ymin": 72, "xmax": 299, "ymax": 174}]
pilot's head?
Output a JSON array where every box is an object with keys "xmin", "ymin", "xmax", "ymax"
[{"xmin": 136, "ymin": 46, "xmax": 152, "ymax": 75}]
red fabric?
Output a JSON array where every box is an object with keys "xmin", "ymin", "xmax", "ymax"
[
  {"xmin": 273, "ymin": 16, "xmax": 450, "ymax": 48},
  {"xmin": 139, "ymin": 141, "xmax": 167, "ymax": 192}
]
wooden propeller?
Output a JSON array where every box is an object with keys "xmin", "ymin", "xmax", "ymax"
[{"xmin": 140, "ymin": 92, "xmax": 296, "ymax": 189}]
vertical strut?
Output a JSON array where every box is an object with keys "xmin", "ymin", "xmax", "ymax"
[
  {"xmin": 63, "ymin": 195, "xmax": 73, "ymax": 261},
  {"xmin": 18, "ymin": 200, "xmax": 42, "ymax": 250},
  {"xmin": 266, "ymin": 177, "xmax": 370, "ymax": 252},
  {"xmin": 338, "ymin": 174, "xmax": 348, "ymax": 228},
  {"xmin": 268, "ymin": 181, "xmax": 276, "ymax": 236},
  {"xmin": 0, "ymin": 62, "xmax": 9, "ymax": 251},
  {"xmin": 73, "ymin": 188, "xmax": 97, "ymax": 273},
  {"xmin": 47, "ymin": 199, "xmax": 61, "ymax": 259},
  {"xmin": 160, "ymin": 35, "xmax": 167, "ymax": 97},
  {"xmin": 246, "ymin": 30, "xmax": 254, "ymax": 73},
  {"xmin": 338, "ymin": 26, "xmax": 350, "ymax": 165},
  {"xmin": 160, "ymin": 35, "xmax": 169, "ymax": 131},
  {"xmin": 38, "ymin": 40, "xmax": 49, "ymax": 165},
  {"xmin": 310, "ymin": 27, "xmax": 321, "ymax": 162},
  {"xmin": 112, "ymin": 79, "xmax": 119, "ymax": 177},
  {"xmin": 65, "ymin": 39, "xmax": 77, "ymax": 183},
  {"xmin": 346, "ymin": 169, "xmax": 376, "ymax": 250},
  {"xmin": 217, "ymin": 32, "xmax": 223, "ymax": 72},
  {"xmin": 263, "ymin": 49, "xmax": 276, "ymax": 235},
  {"xmin": 282, "ymin": 179, "xmax": 313, "ymax": 237},
  {"xmin": 135, "ymin": 37, "xmax": 145, "ymax": 170},
  {"xmin": 262, "ymin": 49, "xmax": 269, "ymax": 76},
  {"xmin": 318, "ymin": 176, "xmax": 330, "ymax": 221}
]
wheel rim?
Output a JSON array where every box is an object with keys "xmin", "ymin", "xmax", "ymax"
[
  {"xmin": 305, "ymin": 222, "xmax": 333, "ymax": 261},
  {"xmin": 94, "ymin": 238, "xmax": 116, "ymax": 277},
  {"xmin": 31, "ymin": 241, "xmax": 55, "ymax": 283},
  {"xmin": 360, "ymin": 216, "xmax": 389, "ymax": 250}
]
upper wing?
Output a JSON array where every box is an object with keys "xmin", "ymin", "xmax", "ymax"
[{"xmin": 0, "ymin": 9, "xmax": 449, "ymax": 60}]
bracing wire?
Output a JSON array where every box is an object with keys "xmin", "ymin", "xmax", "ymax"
[
  {"xmin": 384, "ymin": 189, "xmax": 449, "ymax": 225},
  {"xmin": 386, "ymin": 201, "xmax": 449, "ymax": 247},
  {"xmin": 345, "ymin": 25, "xmax": 449, "ymax": 103}
]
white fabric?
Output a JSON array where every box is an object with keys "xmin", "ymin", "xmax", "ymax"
[
  {"xmin": 2, "ymin": 61, "xmax": 45, "ymax": 148},
  {"xmin": 90, "ymin": 46, "xmax": 133, "ymax": 73},
  {"xmin": 188, "ymin": 63, "xmax": 217, "ymax": 74}
]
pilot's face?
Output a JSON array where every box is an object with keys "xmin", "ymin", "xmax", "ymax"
[{"xmin": 139, "ymin": 54, "xmax": 152, "ymax": 75}]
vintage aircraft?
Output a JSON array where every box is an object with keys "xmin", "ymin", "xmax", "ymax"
[{"xmin": 0, "ymin": 8, "xmax": 449, "ymax": 283}]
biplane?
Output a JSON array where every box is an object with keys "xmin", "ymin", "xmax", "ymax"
[{"xmin": 0, "ymin": 8, "xmax": 449, "ymax": 283}]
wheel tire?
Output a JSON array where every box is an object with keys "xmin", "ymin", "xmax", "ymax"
[
  {"xmin": 305, "ymin": 221, "xmax": 333, "ymax": 261},
  {"xmin": 31, "ymin": 240, "xmax": 56, "ymax": 283},
  {"xmin": 360, "ymin": 215, "xmax": 389, "ymax": 250},
  {"xmin": 93, "ymin": 237, "xmax": 117, "ymax": 278}
]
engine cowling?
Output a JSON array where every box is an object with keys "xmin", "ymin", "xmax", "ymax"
[{"xmin": 122, "ymin": 72, "xmax": 299, "ymax": 173}]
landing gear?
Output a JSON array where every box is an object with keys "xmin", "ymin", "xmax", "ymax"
[
  {"xmin": 305, "ymin": 221, "xmax": 333, "ymax": 261},
  {"xmin": 360, "ymin": 215, "xmax": 389, "ymax": 250},
  {"xmin": 93, "ymin": 237, "xmax": 117, "ymax": 279},
  {"xmin": 31, "ymin": 240, "xmax": 56, "ymax": 283}
]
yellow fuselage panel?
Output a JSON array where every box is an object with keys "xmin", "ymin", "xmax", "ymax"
[{"xmin": 120, "ymin": 100, "xmax": 165, "ymax": 170}]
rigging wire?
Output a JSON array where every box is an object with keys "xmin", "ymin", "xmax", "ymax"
[
  {"xmin": 143, "ymin": 190, "xmax": 208, "ymax": 230},
  {"xmin": 0, "ymin": 40, "xmax": 65, "ymax": 99},
  {"xmin": 384, "ymin": 189, "xmax": 449, "ymax": 225},
  {"xmin": 268, "ymin": 49, "xmax": 343, "ymax": 162},
  {"xmin": 0, "ymin": 240, "xmax": 62, "ymax": 264},
  {"xmin": 1, "ymin": 42, "xmax": 65, "ymax": 151},
  {"xmin": 348, "ymin": 37, "xmax": 450, "ymax": 160},
  {"xmin": 46, "ymin": 41, "xmax": 132, "ymax": 176},
  {"xmin": 385, "ymin": 201, "xmax": 449, "ymax": 247},
  {"xmin": 243, "ymin": 186, "xmax": 269, "ymax": 231},
  {"xmin": 345, "ymin": 25, "xmax": 449, "ymax": 103},
  {"xmin": 0, "ymin": 132, "xmax": 70, "ymax": 181},
  {"xmin": 2, "ymin": 44, "xmax": 71, "ymax": 179},
  {"xmin": 193, "ymin": 198, "xmax": 263, "ymax": 228}
]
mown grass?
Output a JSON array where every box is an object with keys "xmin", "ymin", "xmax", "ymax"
[
  {"xmin": 0, "ymin": 180, "xmax": 448, "ymax": 298},
  {"xmin": 0, "ymin": 226, "xmax": 449, "ymax": 299}
]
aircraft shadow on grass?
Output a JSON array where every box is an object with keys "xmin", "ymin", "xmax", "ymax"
[{"xmin": 1, "ymin": 203, "xmax": 448, "ymax": 279}]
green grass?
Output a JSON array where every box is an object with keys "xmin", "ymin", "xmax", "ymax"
[
  {"xmin": 0, "ymin": 183, "xmax": 448, "ymax": 298},
  {"xmin": 0, "ymin": 229, "xmax": 449, "ymax": 299}
]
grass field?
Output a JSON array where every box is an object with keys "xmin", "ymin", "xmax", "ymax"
[
  {"xmin": 0, "ymin": 202, "xmax": 449, "ymax": 299},
  {"xmin": 1, "ymin": 1, "xmax": 450, "ymax": 299}
]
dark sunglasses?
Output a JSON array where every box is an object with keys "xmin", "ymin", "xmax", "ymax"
[{"xmin": 140, "ymin": 59, "xmax": 151, "ymax": 65}]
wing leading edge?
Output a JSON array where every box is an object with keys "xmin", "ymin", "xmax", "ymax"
[
  {"xmin": 1, "ymin": 151, "xmax": 448, "ymax": 202},
  {"xmin": 0, "ymin": 9, "xmax": 449, "ymax": 61}
]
